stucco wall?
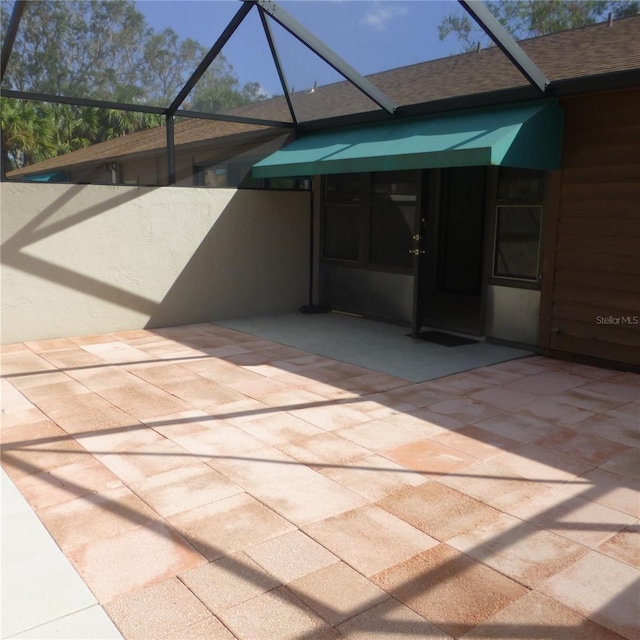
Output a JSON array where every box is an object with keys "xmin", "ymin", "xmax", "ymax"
[{"xmin": 1, "ymin": 183, "xmax": 310, "ymax": 344}]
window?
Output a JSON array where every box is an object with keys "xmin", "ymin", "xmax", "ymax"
[
  {"xmin": 493, "ymin": 205, "xmax": 542, "ymax": 281},
  {"xmin": 323, "ymin": 205, "xmax": 360, "ymax": 261},
  {"xmin": 497, "ymin": 167, "xmax": 544, "ymax": 202},
  {"xmin": 492, "ymin": 168, "xmax": 546, "ymax": 284},
  {"xmin": 321, "ymin": 170, "xmax": 417, "ymax": 270},
  {"xmin": 195, "ymin": 159, "xmax": 309, "ymax": 190}
]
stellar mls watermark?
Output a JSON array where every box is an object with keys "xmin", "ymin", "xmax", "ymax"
[{"xmin": 595, "ymin": 315, "xmax": 639, "ymax": 325}]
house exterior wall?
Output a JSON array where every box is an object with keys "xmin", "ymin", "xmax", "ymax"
[
  {"xmin": 540, "ymin": 87, "xmax": 640, "ymax": 367},
  {"xmin": 1, "ymin": 183, "xmax": 310, "ymax": 344}
]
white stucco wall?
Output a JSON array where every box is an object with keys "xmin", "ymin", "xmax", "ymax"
[{"xmin": 1, "ymin": 183, "xmax": 310, "ymax": 344}]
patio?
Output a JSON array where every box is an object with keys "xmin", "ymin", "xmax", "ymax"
[{"xmin": 1, "ymin": 315, "xmax": 639, "ymax": 640}]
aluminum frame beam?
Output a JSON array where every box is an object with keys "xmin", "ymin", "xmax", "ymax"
[
  {"xmin": 166, "ymin": 116, "xmax": 176, "ymax": 185},
  {"xmin": 249, "ymin": 0, "xmax": 397, "ymax": 115},
  {"xmin": 459, "ymin": 0, "xmax": 549, "ymax": 93},
  {"xmin": 0, "ymin": 89, "xmax": 294, "ymax": 128},
  {"xmin": 1, "ymin": 0, "xmax": 26, "ymax": 82},
  {"xmin": 166, "ymin": 1, "xmax": 253, "ymax": 117},
  {"xmin": 259, "ymin": 8, "xmax": 297, "ymax": 126}
]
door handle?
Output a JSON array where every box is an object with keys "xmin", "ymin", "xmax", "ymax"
[{"xmin": 409, "ymin": 249, "xmax": 426, "ymax": 255}]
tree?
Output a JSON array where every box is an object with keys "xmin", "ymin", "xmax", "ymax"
[
  {"xmin": 439, "ymin": 0, "xmax": 639, "ymax": 51},
  {"xmin": 1, "ymin": 99, "xmax": 57, "ymax": 171},
  {"xmin": 1, "ymin": 0, "xmax": 267, "ymax": 169}
]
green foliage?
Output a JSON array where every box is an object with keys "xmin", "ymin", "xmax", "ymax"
[
  {"xmin": 0, "ymin": 0, "xmax": 265, "ymax": 169},
  {"xmin": 439, "ymin": 0, "xmax": 639, "ymax": 51}
]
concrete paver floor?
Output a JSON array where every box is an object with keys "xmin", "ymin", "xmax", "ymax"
[{"xmin": 1, "ymin": 319, "xmax": 639, "ymax": 640}]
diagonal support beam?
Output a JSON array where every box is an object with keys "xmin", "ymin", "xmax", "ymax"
[
  {"xmin": 1, "ymin": 0, "xmax": 27, "ymax": 83},
  {"xmin": 166, "ymin": 1, "xmax": 253, "ymax": 117},
  {"xmin": 459, "ymin": 0, "xmax": 549, "ymax": 93},
  {"xmin": 258, "ymin": 8, "xmax": 297, "ymax": 126},
  {"xmin": 249, "ymin": 0, "xmax": 397, "ymax": 115}
]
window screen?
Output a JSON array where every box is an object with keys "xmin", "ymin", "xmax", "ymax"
[
  {"xmin": 323, "ymin": 205, "xmax": 360, "ymax": 261},
  {"xmin": 493, "ymin": 205, "xmax": 542, "ymax": 281}
]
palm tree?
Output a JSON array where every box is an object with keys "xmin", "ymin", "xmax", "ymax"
[{"xmin": 1, "ymin": 99, "xmax": 57, "ymax": 171}]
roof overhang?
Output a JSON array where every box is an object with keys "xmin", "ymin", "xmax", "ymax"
[{"xmin": 253, "ymin": 100, "xmax": 564, "ymax": 178}]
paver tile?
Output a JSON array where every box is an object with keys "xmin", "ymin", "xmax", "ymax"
[
  {"xmin": 336, "ymin": 598, "xmax": 452, "ymax": 639},
  {"xmin": 469, "ymin": 385, "xmax": 539, "ymax": 410},
  {"xmin": 377, "ymin": 482, "xmax": 502, "ymax": 542},
  {"xmin": 581, "ymin": 380, "xmax": 640, "ymax": 403},
  {"xmin": 533, "ymin": 427, "xmax": 630, "ymax": 465},
  {"xmin": 596, "ymin": 524, "xmax": 640, "ymax": 569},
  {"xmin": 245, "ymin": 530, "xmax": 339, "ymax": 584},
  {"xmin": 473, "ymin": 412, "xmax": 555, "ymax": 443},
  {"xmin": 516, "ymin": 397, "xmax": 596, "ymax": 426},
  {"xmin": 129, "ymin": 464, "xmax": 243, "ymax": 517},
  {"xmin": 9, "ymin": 457, "xmax": 122, "ymax": 510},
  {"xmin": 507, "ymin": 486, "xmax": 636, "ymax": 548},
  {"xmin": 505, "ymin": 371, "xmax": 593, "ymax": 396},
  {"xmin": 569, "ymin": 412, "xmax": 640, "ymax": 448},
  {"xmin": 438, "ymin": 460, "xmax": 554, "ymax": 511},
  {"xmin": 165, "ymin": 420, "xmax": 267, "ymax": 458},
  {"xmin": 289, "ymin": 561, "xmax": 389, "ymax": 626},
  {"xmin": 316, "ymin": 452, "xmax": 427, "ymax": 502},
  {"xmin": 37, "ymin": 485, "xmax": 158, "ymax": 551},
  {"xmin": 104, "ymin": 577, "xmax": 211, "ymax": 639},
  {"xmin": 290, "ymin": 403, "xmax": 373, "ymax": 431},
  {"xmin": 427, "ymin": 397, "xmax": 503, "ymax": 423},
  {"xmin": 539, "ymin": 551, "xmax": 640, "ymax": 639},
  {"xmin": 303, "ymin": 504, "xmax": 438, "ymax": 576},
  {"xmin": 0, "ymin": 407, "xmax": 47, "ymax": 429},
  {"xmin": 448, "ymin": 512, "xmax": 589, "ymax": 587},
  {"xmin": 372, "ymin": 543, "xmax": 528, "ymax": 638},
  {"xmin": 219, "ymin": 586, "xmax": 335, "ymax": 640},
  {"xmin": 548, "ymin": 388, "xmax": 628, "ymax": 413},
  {"xmin": 68, "ymin": 520, "xmax": 206, "ymax": 602},
  {"xmin": 168, "ymin": 493, "xmax": 295, "ymax": 561},
  {"xmin": 278, "ymin": 432, "xmax": 370, "ymax": 466},
  {"xmin": 460, "ymin": 590, "xmax": 626, "ymax": 640},
  {"xmin": 382, "ymin": 439, "xmax": 477, "ymax": 477},
  {"xmin": 431, "ymin": 424, "xmax": 521, "ymax": 460},
  {"xmin": 91, "ymin": 438, "xmax": 198, "ymax": 483},
  {"xmin": 600, "ymin": 449, "xmax": 640, "ymax": 480},
  {"xmin": 163, "ymin": 616, "xmax": 236, "ymax": 640},
  {"xmin": 337, "ymin": 419, "xmax": 441, "ymax": 452},
  {"xmin": 227, "ymin": 410, "xmax": 324, "ymax": 445},
  {"xmin": 179, "ymin": 552, "xmax": 280, "ymax": 613},
  {"xmin": 490, "ymin": 443, "xmax": 594, "ymax": 483},
  {"xmin": 209, "ymin": 446, "xmax": 367, "ymax": 525},
  {"xmin": 559, "ymin": 467, "xmax": 640, "ymax": 519}
]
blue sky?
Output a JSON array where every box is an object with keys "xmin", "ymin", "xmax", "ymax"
[{"xmin": 136, "ymin": 1, "xmax": 461, "ymax": 96}]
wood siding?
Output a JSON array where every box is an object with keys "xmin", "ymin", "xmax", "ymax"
[{"xmin": 541, "ymin": 88, "xmax": 640, "ymax": 367}]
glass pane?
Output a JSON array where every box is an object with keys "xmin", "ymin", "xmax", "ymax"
[
  {"xmin": 323, "ymin": 205, "xmax": 360, "ymax": 260},
  {"xmin": 372, "ymin": 170, "xmax": 418, "ymax": 201},
  {"xmin": 494, "ymin": 205, "xmax": 542, "ymax": 280},
  {"xmin": 370, "ymin": 203, "xmax": 414, "ymax": 268},
  {"xmin": 498, "ymin": 168, "xmax": 545, "ymax": 202},
  {"xmin": 325, "ymin": 174, "xmax": 363, "ymax": 202}
]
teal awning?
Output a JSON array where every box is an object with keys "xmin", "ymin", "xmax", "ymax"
[{"xmin": 253, "ymin": 101, "xmax": 563, "ymax": 178}]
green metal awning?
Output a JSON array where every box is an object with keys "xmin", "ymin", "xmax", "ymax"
[{"xmin": 253, "ymin": 101, "xmax": 563, "ymax": 178}]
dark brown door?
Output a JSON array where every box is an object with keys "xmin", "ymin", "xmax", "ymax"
[{"xmin": 414, "ymin": 166, "xmax": 487, "ymax": 336}]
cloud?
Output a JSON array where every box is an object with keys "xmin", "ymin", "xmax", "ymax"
[{"xmin": 359, "ymin": 3, "xmax": 409, "ymax": 30}]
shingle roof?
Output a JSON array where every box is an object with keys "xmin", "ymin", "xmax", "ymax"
[{"xmin": 9, "ymin": 15, "xmax": 640, "ymax": 177}]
